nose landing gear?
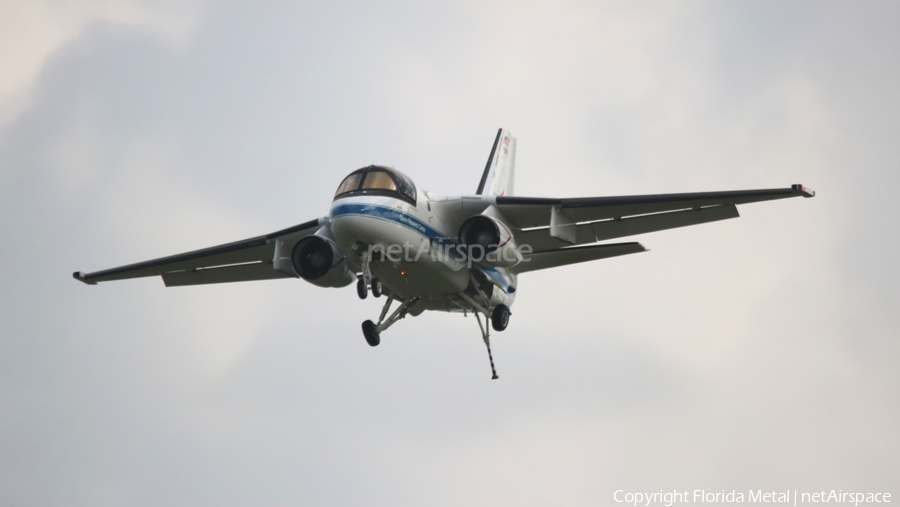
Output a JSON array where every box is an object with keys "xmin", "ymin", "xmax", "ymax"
[
  {"xmin": 356, "ymin": 250, "xmax": 382, "ymax": 299},
  {"xmin": 371, "ymin": 279, "xmax": 383, "ymax": 298},
  {"xmin": 356, "ymin": 277, "xmax": 383, "ymax": 300},
  {"xmin": 356, "ymin": 278, "xmax": 368, "ymax": 299}
]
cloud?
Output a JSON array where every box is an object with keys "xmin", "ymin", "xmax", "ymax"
[{"xmin": 0, "ymin": 0, "xmax": 207, "ymax": 128}]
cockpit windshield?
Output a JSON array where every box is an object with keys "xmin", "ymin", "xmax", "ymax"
[
  {"xmin": 334, "ymin": 172, "xmax": 363, "ymax": 195},
  {"xmin": 333, "ymin": 165, "xmax": 417, "ymax": 204},
  {"xmin": 361, "ymin": 171, "xmax": 396, "ymax": 191}
]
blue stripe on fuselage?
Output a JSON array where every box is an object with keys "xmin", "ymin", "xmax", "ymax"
[
  {"xmin": 480, "ymin": 265, "xmax": 516, "ymax": 293},
  {"xmin": 331, "ymin": 203, "xmax": 455, "ymax": 245}
]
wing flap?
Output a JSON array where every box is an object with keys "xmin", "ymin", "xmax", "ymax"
[
  {"xmin": 592, "ymin": 203, "xmax": 739, "ymax": 241},
  {"xmin": 513, "ymin": 242, "xmax": 646, "ymax": 274},
  {"xmin": 515, "ymin": 204, "xmax": 739, "ymax": 251},
  {"xmin": 162, "ymin": 262, "xmax": 293, "ymax": 287},
  {"xmin": 515, "ymin": 223, "xmax": 598, "ymax": 252}
]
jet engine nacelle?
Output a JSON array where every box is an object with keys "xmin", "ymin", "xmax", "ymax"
[
  {"xmin": 291, "ymin": 235, "xmax": 356, "ymax": 288},
  {"xmin": 458, "ymin": 215, "xmax": 522, "ymax": 268}
]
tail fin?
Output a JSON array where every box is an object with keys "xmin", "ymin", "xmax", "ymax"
[{"xmin": 476, "ymin": 128, "xmax": 516, "ymax": 197}]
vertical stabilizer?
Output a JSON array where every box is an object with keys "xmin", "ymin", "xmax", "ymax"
[{"xmin": 476, "ymin": 128, "xmax": 516, "ymax": 197}]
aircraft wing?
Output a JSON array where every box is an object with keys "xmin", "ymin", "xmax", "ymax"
[
  {"xmin": 73, "ymin": 218, "xmax": 326, "ymax": 286},
  {"xmin": 496, "ymin": 184, "xmax": 814, "ymax": 251}
]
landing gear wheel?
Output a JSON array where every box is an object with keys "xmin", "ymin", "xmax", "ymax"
[
  {"xmin": 491, "ymin": 304, "xmax": 510, "ymax": 332},
  {"xmin": 357, "ymin": 278, "xmax": 368, "ymax": 300},
  {"xmin": 362, "ymin": 320, "xmax": 380, "ymax": 347},
  {"xmin": 371, "ymin": 278, "xmax": 383, "ymax": 298}
]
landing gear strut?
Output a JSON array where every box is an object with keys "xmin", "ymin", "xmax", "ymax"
[
  {"xmin": 356, "ymin": 250, "xmax": 382, "ymax": 299},
  {"xmin": 361, "ymin": 295, "xmax": 421, "ymax": 347}
]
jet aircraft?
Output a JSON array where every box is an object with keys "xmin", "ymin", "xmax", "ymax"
[{"xmin": 74, "ymin": 129, "xmax": 815, "ymax": 379}]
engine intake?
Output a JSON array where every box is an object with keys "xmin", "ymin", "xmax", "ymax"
[
  {"xmin": 292, "ymin": 236, "xmax": 333, "ymax": 279},
  {"xmin": 458, "ymin": 215, "xmax": 522, "ymax": 268},
  {"xmin": 289, "ymin": 235, "xmax": 356, "ymax": 287},
  {"xmin": 459, "ymin": 216, "xmax": 501, "ymax": 254}
]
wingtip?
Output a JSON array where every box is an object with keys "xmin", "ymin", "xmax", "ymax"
[
  {"xmin": 792, "ymin": 183, "xmax": 816, "ymax": 198},
  {"xmin": 72, "ymin": 271, "xmax": 97, "ymax": 285}
]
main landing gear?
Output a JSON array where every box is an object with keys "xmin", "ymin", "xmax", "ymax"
[
  {"xmin": 362, "ymin": 319, "xmax": 380, "ymax": 346},
  {"xmin": 361, "ymin": 295, "xmax": 421, "ymax": 347},
  {"xmin": 492, "ymin": 304, "xmax": 510, "ymax": 332}
]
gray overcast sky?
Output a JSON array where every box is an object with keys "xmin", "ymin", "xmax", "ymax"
[{"xmin": 1, "ymin": 1, "xmax": 897, "ymax": 505}]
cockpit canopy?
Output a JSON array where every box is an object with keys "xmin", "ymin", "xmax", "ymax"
[{"xmin": 333, "ymin": 165, "xmax": 417, "ymax": 205}]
